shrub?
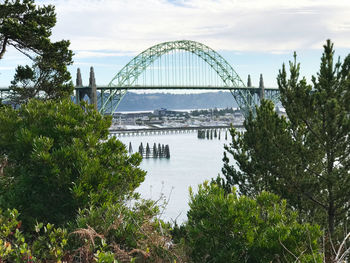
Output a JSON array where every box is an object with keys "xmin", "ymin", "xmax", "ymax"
[
  {"xmin": 185, "ymin": 182, "xmax": 322, "ymax": 263},
  {"xmin": 0, "ymin": 208, "xmax": 68, "ymax": 262},
  {"xmin": 0, "ymin": 99, "xmax": 145, "ymax": 228}
]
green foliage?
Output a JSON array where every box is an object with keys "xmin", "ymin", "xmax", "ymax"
[
  {"xmin": 0, "ymin": 0, "xmax": 74, "ymax": 102},
  {"xmin": 185, "ymin": 182, "xmax": 322, "ymax": 263},
  {"xmin": 222, "ymin": 100, "xmax": 294, "ymax": 197},
  {"xmin": 32, "ymin": 223, "xmax": 68, "ymax": 261},
  {"xmin": 0, "ymin": 0, "xmax": 55, "ymax": 59},
  {"xmin": 10, "ymin": 40, "xmax": 74, "ymax": 103},
  {"xmin": 0, "ymin": 99, "xmax": 145, "ymax": 228},
  {"xmin": 0, "ymin": 208, "xmax": 68, "ymax": 262},
  {"xmin": 0, "ymin": 208, "xmax": 32, "ymax": 262},
  {"xmin": 222, "ymin": 40, "xmax": 350, "ymax": 259},
  {"xmin": 72, "ymin": 200, "xmax": 182, "ymax": 263},
  {"xmin": 94, "ymin": 248, "xmax": 119, "ymax": 263}
]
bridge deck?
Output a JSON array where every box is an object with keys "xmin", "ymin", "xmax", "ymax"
[
  {"xmin": 109, "ymin": 124, "xmax": 243, "ymax": 134},
  {"xmin": 90, "ymin": 86, "xmax": 279, "ymax": 91},
  {"xmin": 1, "ymin": 86, "xmax": 279, "ymax": 91}
]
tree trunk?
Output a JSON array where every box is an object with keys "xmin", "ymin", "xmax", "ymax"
[
  {"xmin": 325, "ymin": 199, "xmax": 335, "ymax": 263},
  {"xmin": 0, "ymin": 36, "xmax": 8, "ymax": 59}
]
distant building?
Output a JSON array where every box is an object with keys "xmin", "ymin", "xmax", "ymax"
[
  {"xmin": 153, "ymin": 108, "xmax": 187, "ymax": 117},
  {"xmin": 154, "ymin": 108, "xmax": 174, "ymax": 116}
]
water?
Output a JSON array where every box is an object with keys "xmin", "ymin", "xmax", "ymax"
[{"xmin": 117, "ymin": 131, "xmax": 232, "ymax": 223}]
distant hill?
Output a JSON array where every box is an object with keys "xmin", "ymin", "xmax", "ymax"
[{"xmin": 116, "ymin": 91, "xmax": 238, "ymax": 111}]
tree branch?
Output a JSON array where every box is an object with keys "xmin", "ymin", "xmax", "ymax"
[
  {"xmin": 11, "ymin": 43, "xmax": 35, "ymax": 60},
  {"xmin": 335, "ymin": 232, "xmax": 350, "ymax": 261},
  {"xmin": 302, "ymin": 118, "xmax": 324, "ymax": 149},
  {"xmin": 304, "ymin": 166, "xmax": 330, "ymax": 184},
  {"xmin": 279, "ymin": 237, "xmax": 306, "ymax": 262},
  {"xmin": 301, "ymin": 191, "xmax": 328, "ymax": 210},
  {"xmin": 0, "ymin": 36, "xmax": 8, "ymax": 59}
]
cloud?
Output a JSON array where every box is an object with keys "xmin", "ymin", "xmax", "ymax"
[
  {"xmin": 0, "ymin": 66, "xmax": 14, "ymax": 71},
  {"xmin": 1, "ymin": 0, "xmax": 348, "ymax": 87},
  {"xmin": 74, "ymin": 50, "xmax": 137, "ymax": 59},
  {"xmin": 40, "ymin": 0, "xmax": 349, "ymax": 55}
]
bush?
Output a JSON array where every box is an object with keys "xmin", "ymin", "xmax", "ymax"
[
  {"xmin": 184, "ymin": 182, "xmax": 322, "ymax": 263},
  {"xmin": 0, "ymin": 208, "xmax": 68, "ymax": 262},
  {"xmin": 71, "ymin": 199, "xmax": 183, "ymax": 263},
  {"xmin": 0, "ymin": 99, "xmax": 145, "ymax": 228}
]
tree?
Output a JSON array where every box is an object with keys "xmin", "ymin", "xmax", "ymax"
[
  {"xmin": 0, "ymin": 0, "xmax": 55, "ymax": 60},
  {"xmin": 222, "ymin": 40, "xmax": 350, "ymax": 261},
  {"xmin": 9, "ymin": 40, "xmax": 73, "ymax": 103},
  {"xmin": 222, "ymin": 100, "xmax": 316, "ymax": 216},
  {"xmin": 0, "ymin": 0, "xmax": 74, "ymax": 102},
  {"xmin": 184, "ymin": 182, "xmax": 322, "ymax": 263},
  {"xmin": 0, "ymin": 99, "xmax": 146, "ymax": 228}
]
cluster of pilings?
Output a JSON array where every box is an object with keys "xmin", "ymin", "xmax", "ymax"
[
  {"xmin": 197, "ymin": 129, "xmax": 228, "ymax": 140},
  {"xmin": 128, "ymin": 142, "xmax": 170, "ymax": 159}
]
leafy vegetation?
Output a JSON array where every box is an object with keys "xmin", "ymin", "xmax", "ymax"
[
  {"xmin": 0, "ymin": 208, "xmax": 68, "ymax": 262},
  {"xmin": 0, "ymin": 99, "xmax": 145, "ymax": 228},
  {"xmin": 222, "ymin": 40, "xmax": 350, "ymax": 261},
  {"xmin": 9, "ymin": 40, "xmax": 74, "ymax": 103},
  {"xmin": 0, "ymin": 0, "xmax": 55, "ymax": 60},
  {"xmin": 70, "ymin": 200, "xmax": 182, "ymax": 262},
  {"xmin": 0, "ymin": 0, "xmax": 73, "ymax": 103},
  {"xmin": 0, "ymin": 202, "xmax": 185, "ymax": 262},
  {"xmin": 182, "ymin": 182, "xmax": 322, "ymax": 263}
]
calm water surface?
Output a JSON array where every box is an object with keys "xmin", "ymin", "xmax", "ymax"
[{"xmin": 118, "ymin": 131, "xmax": 232, "ymax": 223}]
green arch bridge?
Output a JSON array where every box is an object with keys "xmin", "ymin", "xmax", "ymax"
[
  {"xmin": 76, "ymin": 40, "xmax": 279, "ymax": 117},
  {"xmin": 0, "ymin": 40, "xmax": 280, "ymax": 117}
]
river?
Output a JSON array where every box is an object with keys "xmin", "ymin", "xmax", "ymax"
[{"xmin": 117, "ymin": 130, "xmax": 233, "ymax": 223}]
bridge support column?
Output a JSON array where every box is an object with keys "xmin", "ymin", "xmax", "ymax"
[
  {"xmin": 75, "ymin": 68, "xmax": 84, "ymax": 102},
  {"xmin": 259, "ymin": 74, "xmax": 265, "ymax": 100},
  {"xmin": 247, "ymin": 74, "xmax": 253, "ymax": 107},
  {"xmin": 75, "ymin": 67, "xmax": 98, "ymax": 110},
  {"xmin": 89, "ymin": 67, "xmax": 98, "ymax": 110}
]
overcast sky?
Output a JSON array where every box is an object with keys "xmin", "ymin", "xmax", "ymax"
[{"xmin": 1, "ymin": 0, "xmax": 350, "ymax": 88}]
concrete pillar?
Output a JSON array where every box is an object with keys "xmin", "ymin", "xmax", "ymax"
[
  {"xmin": 75, "ymin": 67, "xmax": 98, "ymax": 109},
  {"xmin": 76, "ymin": 68, "xmax": 83, "ymax": 87},
  {"xmin": 89, "ymin": 67, "xmax": 98, "ymax": 110},
  {"xmin": 247, "ymin": 74, "xmax": 252, "ymax": 87},
  {"xmin": 76, "ymin": 68, "xmax": 83, "ymax": 102},
  {"xmin": 259, "ymin": 74, "xmax": 265, "ymax": 100},
  {"xmin": 247, "ymin": 74, "xmax": 252, "ymax": 106}
]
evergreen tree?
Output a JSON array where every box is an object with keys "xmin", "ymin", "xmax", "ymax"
[
  {"xmin": 222, "ymin": 40, "xmax": 350, "ymax": 261},
  {"xmin": 0, "ymin": 0, "xmax": 55, "ymax": 60},
  {"xmin": 9, "ymin": 40, "xmax": 73, "ymax": 103},
  {"xmin": 0, "ymin": 0, "xmax": 73, "ymax": 102}
]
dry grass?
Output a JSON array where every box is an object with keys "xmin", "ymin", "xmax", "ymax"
[{"xmin": 70, "ymin": 225, "xmax": 104, "ymax": 262}]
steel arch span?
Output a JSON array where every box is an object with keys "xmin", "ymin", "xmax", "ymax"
[{"xmin": 100, "ymin": 40, "xmax": 261, "ymax": 116}]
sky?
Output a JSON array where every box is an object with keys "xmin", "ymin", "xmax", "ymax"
[{"xmin": 1, "ymin": 0, "xmax": 350, "ymax": 89}]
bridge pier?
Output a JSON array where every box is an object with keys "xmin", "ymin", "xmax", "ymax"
[
  {"xmin": 75, "ymin": 67, "xmax": 98, "ymax": 110},
  {"xmin": 259, "ymin": 74, "xmax": 265, "ymax": 100}
]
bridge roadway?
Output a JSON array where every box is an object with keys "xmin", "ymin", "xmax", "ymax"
[
  {"xmin": 1, "ymin": 86, "xmax": 279, "ymax": 91},
  {"xmin": 109, "ymin": 124, "xmax": 244, "ymax": 136},
  {"xmin": 83, "ymin": 85, "xmax": 279, "ymax": 91}
]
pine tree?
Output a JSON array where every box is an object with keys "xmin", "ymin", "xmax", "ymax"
[
  {"xmin": 0, "ymin": 0, "xmax": 73, "ymax": 102},
  {"xmin": 222, "ymin": 40, "xmax": 350, "ymax": 261}
]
